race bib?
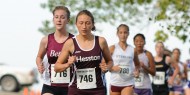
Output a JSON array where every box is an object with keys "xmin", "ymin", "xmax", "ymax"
[
  {"xmin": 119, "ymin": 65, "xmax": 132, "ymax": 80},
  {"xmin": 153, "ymin": 72, "xmax": 165, "ymax": 85},
  {"xmin": 119, "ymin": 65, "xmax": 131, "ymax": 75},
  {"xmin": 51, "ymin": 64, "xmax": 70, "ymax": 83},
  {"xmin": 135, "ymin": 72, "xmax": 144, "ymax": 86},
  {"xmin": 187, "ymin": 71, "xmax": 190, "ymax": 81},
  {"xmin": 76, "ymin": 68, "xmax": 97, "ymax": 89}
]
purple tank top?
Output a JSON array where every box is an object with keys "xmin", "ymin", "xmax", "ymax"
[
  {"xmin": 46, "ymin": 33, "xmax": 74, "ymax": 87},
  {"xmin": 70, "ymin": 36, "xmax": 104, "ymax": 89}
]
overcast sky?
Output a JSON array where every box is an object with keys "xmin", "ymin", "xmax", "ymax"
[
  {"xmin": 0, "ymin": 0, "xmax": 189, "ymax": 69},
  {"xmin": 0, "ymin": 0, "xmax": 48, "ymax": 67}
]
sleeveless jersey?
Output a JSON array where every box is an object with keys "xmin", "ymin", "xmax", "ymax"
[
  {"xmin": 46, "ymin": 33, "xmax": 73, "ymax": 87},
  {"xmin": 110, "ymin": 43, "xmax": 135, "ymax": 86},
  {"xmin": 134, "ymin": 50, "xmax": 152, "ymax": 89},
  {"xmin": 174, "ymin": 62, "xmax": 184, "ymax": 86},
  {"xmin": 152, "ymin": 55, "xmax": 169, "ymax": 89},
  {"xmin": 70, "ymin": 36, "xmax": 104, "ymax": 89}
]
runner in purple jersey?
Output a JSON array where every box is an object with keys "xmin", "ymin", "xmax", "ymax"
[
  {"xmin": 36, "ymin": 6, "xmax": 74, "ymax": 95},
  {"xmin": 54, "ymin": 10, "xmax": 113, "ymax": 95}
]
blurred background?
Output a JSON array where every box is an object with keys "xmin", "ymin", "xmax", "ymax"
[{"xmin": 0, "ymin": 0, "xmax": 189, "ymax": 95}]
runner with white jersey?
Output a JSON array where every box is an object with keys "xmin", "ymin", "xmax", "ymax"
[
  {"xmin": 109, "ymin": 24, "xmax": 140, "ymax": 95},
  {"xmin": 133, "ymin": 33, "xmax": 155, "ymax": 95}
]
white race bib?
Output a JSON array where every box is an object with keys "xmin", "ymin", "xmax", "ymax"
[
  {"xmin": 187, "ymin": 71, "xmax": 190, "ymax": 81},
  {"xmin": 135, "ymin": 72, "xmax": 144, "ymax": 86},
  {"xmin": 76, "ymin": 68, "xmax": 97, "ymax": 89},
  {"xmin": 51, "ymin": 64, "xmax": 70, "ymax": 83},
  {"xmin": 153, "ymin": 72, "xmax": 165, "ymax": 85},
  {"xmin": 119, "ymin": 65, "xmax": 131, "ymax": 75},
  {"xmin": 118, "ymin": 65, "xmax": 132, "ymax": 80}
]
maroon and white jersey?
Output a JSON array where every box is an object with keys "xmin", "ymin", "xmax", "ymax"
[
  {"xmin": 70, "ymin": 36, "xmax": 104, "ymax": 89},
  {"xmin": 46, "ymin": 33, "xmax": 73, "ymax": 87}
]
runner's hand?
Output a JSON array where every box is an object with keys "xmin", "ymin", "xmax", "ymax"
[
  {"xmin": 111, "ymin": 65, "xmax": 121, "ymax": 72},
  {"xmin": 99, "ymin": 62, "xmax": 108, "ymax": 73},
  {"xmin": 67, "ymin": 56, "xmax": 76, "ymax": 66},
  {"xmin": 37, "ymin": 63, "xmax": 44, "ymax": 74},
  {"xmin": 133, "ymin": 68, "xmax": 140, "ymax": 78},
  {"xmin": 168, "ymin": 77, "xmax": 174, "ymax": 85}
]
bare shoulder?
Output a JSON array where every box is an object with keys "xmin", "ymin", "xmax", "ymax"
[
  {"xmin": 109, "ymin": 45, "xmax": 115, "ymax": 51},
  {"xmin": 165, "ymin": 55, "xmax": 171, "ymax": 64},
  {"xmin": 145, "ymin": 50, "xmax": 153, "ymax": 57},
  {"xmin": 98, "ymin": 36, "xmax": 106, "ymax": 44},
  {"xmin": 109, "ymin": 45, "xmax": 115, "ymax": 54},
  {"xmin": 40, "ymin": 36, "xmax": 48, "ymax": 48},
  {"xmin": 98, "ymin": 36, "xmax": 108, "ymax": 49},
  {"xmin": 64, "ymin": 38, "xmax": 74, "ymax": 48},
  {"xmin": 41, "ymin": 36, "xmax": 48, "ymax": 43},
  {"xmin": 165, "ymin": 55, "xmax": 171, "ymax": 60},
  {"xmin": 184, "ymin": 62, "xmax": 187, "ymax": 67}
]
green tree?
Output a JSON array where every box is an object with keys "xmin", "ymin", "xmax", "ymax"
[{"xmin": 39, "ymin": 0, "xmax": 190, "ymax": 43}]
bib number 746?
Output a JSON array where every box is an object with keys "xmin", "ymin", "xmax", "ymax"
[
  {"xmin": 79, "ymin": 74, "xmax": 93, "ymax": 83},
  {"xmin": 76, "ymin": 68, "xmax": 97, "ymax": 89}
]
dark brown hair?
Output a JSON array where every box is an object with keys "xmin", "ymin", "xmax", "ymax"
[
  {"xmin": 172, "ymin": 48, "xmax": 181, "ymax": 55},
  {"xmin": 76, "ymin": 10, "xmax": 96, "ymax": 31},
  {"xmin": 117, "ymin": 24, "xmax": 129, "ymax": 33}
]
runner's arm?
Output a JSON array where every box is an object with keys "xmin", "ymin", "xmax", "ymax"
[
  {"xmin": 36, "ymin": 36, "xmax": 47, "ymax": 74},
  {"xmin": 141, "ymin": 51, "xmax": 155, "ymax": 76},
  {"xmin": 54, "ymin": 39, "xmax": 75, "ymax": 72},
  {"xmin": 99, "ymin": 37, "xmax": 113, "ymax": 72},
  {"xmin": 167, "ymin": 56, "xmax": 179, "ymax": 84}
]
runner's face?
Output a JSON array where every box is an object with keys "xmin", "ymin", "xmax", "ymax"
[
  {"xmin": 53, "ymin": 9, "xmax": 69, "ymax": 31},
  {"xmin": 117, "ymin": 26, "xmax": 129, "ymax": 42},
  {"xmin": 172, "ymin": 49, "xmax": 180, "ymax": 60},
  {"xmin": 76, "ymin": 14, "xmax": 93, "ymax": 36},
  {"xmin": 155, "ymin": 43, "xmax": 164, "ymax": 55},
  {"xmin": 134, "ymin": 36, "xmax": 145, "ymax": 51}
]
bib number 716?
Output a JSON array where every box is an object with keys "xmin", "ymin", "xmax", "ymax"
[
  {"xmin": 51, "ymin": 64, "xmax": 70, "ymax": 83},
  {"xmin": 54, "ymin": 70, "xmax": 67, "ymax": 77}
]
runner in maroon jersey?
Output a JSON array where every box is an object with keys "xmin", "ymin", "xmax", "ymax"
[
  {"xmin": 54, "ymin": 10, "xmax": 113, "ymax": 95},
  {"xmin": 36, "ymin": 6, "xmax": 74, "ymax": 95}
]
